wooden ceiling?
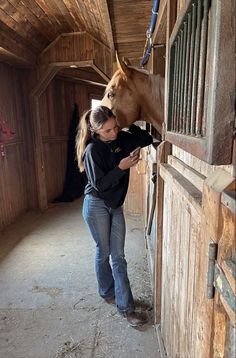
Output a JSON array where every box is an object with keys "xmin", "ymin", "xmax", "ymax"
[{"xmin": 0, "ymin": 0, "xmax": 153, "ymax": 74}]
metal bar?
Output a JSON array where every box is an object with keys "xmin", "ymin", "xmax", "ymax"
[
  {"xmin": 173, "ymin": 37, "xmax": 180, "ymax": 131},
  {"xmin": 176, "ymin": 34, "xmax": 182, "ymax": 132},
  {"xmin": 183, "ymin": 12, "xmax": 192, "ymax": 134},
  {"xmin": 186, "ymin": 3, "xmax": 197, "ymax": 135},
  {"xmin": 191, "ymin": 0, "xmax": 203, "ymax": 135},
  {"xmin": 196, "ymin": 0, "xmax": 210, "ymax": 137},
  {"xmin": 207, "ymin": 242, "xmax": 217, "ymax": 299},
  {"xmin": 171, "ymin": 42, "xmax": 178, "ymax": 131},
  {"xmin": 180, "ymin": 20, "xmax": 188, "ymax": 133},
  {"xmin": 177, "ymin": 29, "xmax": 184, "ymax": 132}
]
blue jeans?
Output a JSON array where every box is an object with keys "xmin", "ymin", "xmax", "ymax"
[{"xmin": 82, "ymin": 194, "xmax": 135, "ymax": 314}]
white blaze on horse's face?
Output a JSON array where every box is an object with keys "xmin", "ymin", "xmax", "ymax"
[{"xmin": 101, "ymin": 59, "xmax": 140, "ymax": 128}]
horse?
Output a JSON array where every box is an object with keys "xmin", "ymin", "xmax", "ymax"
[{"xmin": 101, "ymin": 56, "xmax": 165, "ymax": 137}]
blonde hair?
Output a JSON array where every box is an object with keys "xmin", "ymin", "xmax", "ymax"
[{"xmin": 76, "ymin": 106, "xmax": 115, "ymax": 171}]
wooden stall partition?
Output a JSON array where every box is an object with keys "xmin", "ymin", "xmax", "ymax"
[
  {"xmin": 159, "ymin": 157, "xmax": 202, "ymax": 357},
  {"xmin": 158, "ymin": 156, "xmax": 235, "ymax": 357},
  {"xmin": 0, "ymin": 63, "xmax": 37, "ymax": 230}
]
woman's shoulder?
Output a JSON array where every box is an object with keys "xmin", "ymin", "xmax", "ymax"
[{"xmin": 85, "ymin": 139, "xmax": 108, "ymax": 155}]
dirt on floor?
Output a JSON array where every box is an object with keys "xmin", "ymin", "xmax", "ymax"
[{"xmin": 0, "ymin": 198, "xmax": 161, "ymax": 358}]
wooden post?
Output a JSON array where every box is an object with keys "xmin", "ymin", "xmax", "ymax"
[
  {"xmin": 30, "ymin": 95, "xmax": 48, "ymax": 210},
  {"xmin": 164, "ymin": 0, "xmax": 177, "ymax": 137},
  {"xmin": 154, "ymin": 141, "xmax": 171, "ymax": 323}
]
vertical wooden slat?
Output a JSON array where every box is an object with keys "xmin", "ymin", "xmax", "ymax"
[{"xmin": 154, "ymin": 141, "xmax": 172, "ymax": 323}]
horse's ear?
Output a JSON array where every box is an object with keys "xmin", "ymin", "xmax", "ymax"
[{"xmin": 116, "ymin": 52, "xmax": 131, "ymax": 77}]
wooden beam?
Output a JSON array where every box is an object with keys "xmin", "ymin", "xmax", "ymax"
[
  {"xmin": 96, "ymin": 0, "xmax": 115, "ymax": 52},
  {"xmin": 0, "ymin": 31, "xmax": 36, "ymax": 65},
  {"xmin": 91, "ymin": 62, "xmax": 110, "ymax": 82},
  {"xmin": 31, "ymin": 66, "xmax": 60, "ymax": 97},
  {"xmin": 153, "ymin": 0, "xmax": 168, "ymax": 44}
]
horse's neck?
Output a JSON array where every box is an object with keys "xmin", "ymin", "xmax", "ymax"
[
  {"xmin": 149, "ymin": 74, "xmax": 164, "ymax": 109},
  {"xmin": 137, "ymin": 73, "xmax": 164, "ymax": 133}
]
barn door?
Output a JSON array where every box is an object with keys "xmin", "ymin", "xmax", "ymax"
[{"xmin": 158, "ymin": 159, "xmax": 235, "ymax": 357}]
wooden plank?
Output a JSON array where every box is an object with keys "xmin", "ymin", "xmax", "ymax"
[
  {"xmin": 187, "ymin": 217, "xmax": 200, "ymax": 357},
  {"xmin": 7, "ymin": 0, "xmax": 55, "ymax": 42},
  {"xmin": 222, "ymin": 259, "xmax": 236, "ymax": 296},
  {"xmin": 168, "ymin": 154, "xmax": 205, "ymax": 191},
  {"xmin": 0, "ymin": 28, "xmax": 36, "ymax": 65},
  {"xmin": 154, "ymin": 141, "xmax": 171, "ymax": 323},
  {"xmin": 96, "ymin": 0, "xmax": 114, "ymax": 51},
  {"xmin": 172, "ymin": 146, "xmax": 234, "ymax": 178},
  {"xmin": 153, "ymin": 0, "xmax": 168, "ymax": 44},
  {"xmin": 16, "ymin": 0, "xmax": 60, "ymax": 39},
  {"xmin": 30, "ymin": 96, "xmax": 48, "ymax": 210},
  {"xmin": 34, "ymin": 0, "xmax": 71, "ymax": 32},
  {"xmin": 63, "ymin": 0, "xmax": 85, "ymax": 31},
  {"xmin": 166, "ymin": 131, "xmax": 208, "ymax": 161},
  {"xmin": 0, "ymin": 4, "xmax": 46, "ymax": 51},
  {"xmin": 205, "ymin": 0, "xmax": 235, "ymax": 165},
  {"xmin": 202, "ymin": 169, "xmax": 234, "ymax": 240},
  {"xmin": 161, "ymin": 182, "xmax": 173, "ymax": 354},
  {"xmin": 31, "ymin": 66, "xmax": 59, "ymax": 97},
  {"xmin": 160, "ymin": 163, "xmax": 202, "ymax": 215},
  {"xmin": 0, "ymin": 64, "xmax": 32, "ymax": 228},
  {"xmin": 48, "ymin": 0, "xmax": 80, "ymax": 31}
]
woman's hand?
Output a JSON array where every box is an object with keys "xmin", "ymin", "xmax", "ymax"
[{"xmin": 118, "ymin": 154, "xmax": 140, "ymax": 170}]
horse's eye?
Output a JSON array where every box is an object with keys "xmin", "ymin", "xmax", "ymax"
[{"xmin": 108, "ymin": 91, "xmax": 115, "ymax": 99}]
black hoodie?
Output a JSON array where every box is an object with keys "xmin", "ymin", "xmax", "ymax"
[{"xmin": 83, "ymin": 124, "xmax": 153, "ymax": 208}]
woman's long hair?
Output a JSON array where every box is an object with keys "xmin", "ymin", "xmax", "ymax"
[{"xmin": 76, "ymin": 106, "xmax": 114, "ymax": 171}]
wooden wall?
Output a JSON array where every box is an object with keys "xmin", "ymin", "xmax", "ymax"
[
  {"xmin": 149, "ymin": 0, "xmax": 236, "ymax": 356},
  {"xmin": 159, "ymin": 156, "xmax": 235, "ymax": 357},
  {"xmin": 39, "ymin": 76, "xmax": 104, "ymax": 203},
  {"xmin": 0, "ymin": 62, "xmax": 37, "ymax": 230},
  {"xmin": 0, "ymin": 61, "xmax": 105, "ymax": 230}
]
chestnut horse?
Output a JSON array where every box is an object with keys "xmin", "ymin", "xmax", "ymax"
[{"xmin": 101, "ymin": 56, "xmax": 165, "ymax": 136}]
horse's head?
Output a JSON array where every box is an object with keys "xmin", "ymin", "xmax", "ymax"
[{"xmin": 101, "ymin": 56, "xmax": 142, "ymax": 128}]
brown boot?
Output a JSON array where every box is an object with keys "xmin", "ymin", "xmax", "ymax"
[
  {"xmin": 104, "ymin": 296, "xmax": 116, "ymax": 305},
  {"xmin": 125, "ymin": 312, "xmax": 148, "ymax": 327}
]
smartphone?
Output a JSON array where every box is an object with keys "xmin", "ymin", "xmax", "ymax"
[{"xmin": 130, "ymin": 146, "xmax": 141, "ymax": 157}]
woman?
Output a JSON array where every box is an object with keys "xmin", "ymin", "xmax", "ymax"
[{"xmin": 76, "ymin": 106, "xmax": 153, "ymax": 327}]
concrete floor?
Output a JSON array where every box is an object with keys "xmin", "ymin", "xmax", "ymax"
[{"xmin": 0, "ymin": 198, "xmax": 161, "ymax": 358}]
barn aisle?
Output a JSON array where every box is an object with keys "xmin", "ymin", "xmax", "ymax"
[{"xmin": 0, "ymin": 198, "xmax": 161, "ymax": 358}]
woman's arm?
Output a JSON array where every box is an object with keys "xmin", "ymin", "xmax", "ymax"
[
  {"xmin": 125, "ymin": 124, "xmax": 153, "ymax": 150},
  {"xmin": 84, "ymin": 147, "xmax": 126, "ymax": 192}
]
